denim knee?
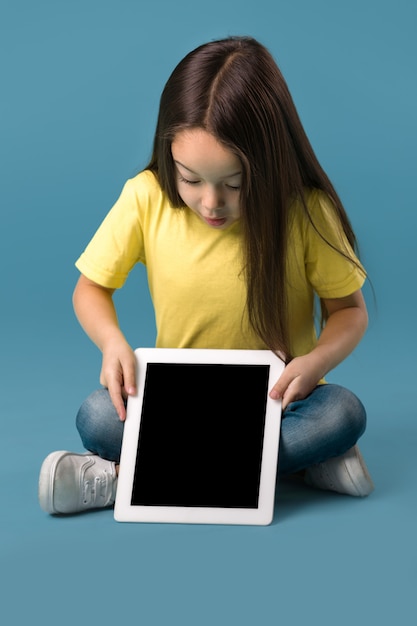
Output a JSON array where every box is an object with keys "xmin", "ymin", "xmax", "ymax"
[
  {"xmin": 330, "ymin": 385, "xmax": 367, "ymax": 444},
  {"xmin": 76, "ymin": 389, "xmax": 124, "ymax": 462},
  {"xmin": 278, "ymin": 384, "xmax": 367, "ymax": 474}
]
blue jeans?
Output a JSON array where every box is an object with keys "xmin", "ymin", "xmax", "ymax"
[{"xmin": 76, "ymin": 383, "xmax": 366, "ymax": 475}]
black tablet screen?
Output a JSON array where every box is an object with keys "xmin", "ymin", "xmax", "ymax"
[{"xmin": 131, "ymin": 363, "xmax": 270, "ymax": 508}]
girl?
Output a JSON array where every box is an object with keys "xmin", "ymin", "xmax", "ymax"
[{"xmin": 39, "ymin": 36, "xmax": 374, "ymax": 515}]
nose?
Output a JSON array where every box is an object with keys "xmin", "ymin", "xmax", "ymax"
[{"xmin": 201, "ymin": 185, "xmax": 224, "ymax": 212}]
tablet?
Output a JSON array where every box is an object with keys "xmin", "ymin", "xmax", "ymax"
[{"xmin": 114, "ymin": 348, "xmax": 284, "ymax": 525}]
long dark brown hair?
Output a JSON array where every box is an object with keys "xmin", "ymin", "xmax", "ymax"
[{"xmin": 146, "ymin": 36, "xmax": 359, "ymax": 359}]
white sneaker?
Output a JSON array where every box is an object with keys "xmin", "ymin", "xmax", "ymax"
[
  {"xmin": 304, "ymin": 445, "xmax": 374, "ymax": 497},
  {"xmin": 38, "ymin": 451, "xmax": 117, "ymax": 514}
]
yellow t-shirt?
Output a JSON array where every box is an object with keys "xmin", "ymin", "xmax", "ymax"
[{"xmin": 75, "ymin": 170, "xmax": 365, "ymax": 356}]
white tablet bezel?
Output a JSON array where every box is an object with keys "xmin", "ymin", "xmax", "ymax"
[{"xmin": 114, "ymin": 348, "xmax": 284, "ymax": 525}]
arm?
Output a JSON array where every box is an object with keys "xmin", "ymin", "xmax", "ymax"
[
  {"xmin": 269, "ymin": 289, "xmax": 368, "ymax": 410},
  {"xmin": 73, "ymin": 274, "xmax": 136, "ymax": 421}
]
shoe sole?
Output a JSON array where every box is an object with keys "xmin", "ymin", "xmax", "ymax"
[
  {"xmin": 305, "ymin": 446, "xmax": 375, "ymax": 497},
  {"xmin": 343, "ymin": 447, "xmax": 375, "ymax": 496}
]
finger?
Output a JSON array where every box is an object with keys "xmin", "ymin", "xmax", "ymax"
[
  {"xmin": 107, "ymin": 378, "xmax": 127, "ymax": 422},
  {"xmin": 272, "ymin": 375, "xmax": 303, "ymax": 410},
  {"xmin": 282, "ymin": 378, "xmax": 317, "ymax": 410},
  {"xmin": 281, "ymin": 389, "xmax": 297, "ymax": 411},
  {"xmin": 269, "ymin": 371, "xmax": 294, "ymax": 401},
  {"xmin": 122, "ymin": 359, "xmax": 137, "ymax": 396}
]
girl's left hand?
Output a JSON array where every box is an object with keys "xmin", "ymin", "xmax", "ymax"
[
  {"xmin": 269, "ymin": 354, "xmax": 325, "ymax": 410},
  {"xmin": 269, "ymin": 290, "xmax": 369, "ymax": 410}
]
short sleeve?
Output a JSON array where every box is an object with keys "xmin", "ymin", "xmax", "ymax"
[
  {"xmin": 303, "ymin": 191, "xmax": 366, "ymax": 298},
  {"xmin": 75, "ymin": 179, "xmax": 145, "ymax": 289}
]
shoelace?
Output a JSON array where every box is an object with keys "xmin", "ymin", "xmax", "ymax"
[{"xmin": 82, "ymin": 471, "xmax": 114, "ymax": 506}]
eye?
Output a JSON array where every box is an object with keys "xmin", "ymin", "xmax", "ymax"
[
  {"xmin": 226, "ymin": 184, "xmax": 241, "ymax": 191},
  {"xmin": 178, "ymin": 175, "xmax": 200, "ymax": 185}
]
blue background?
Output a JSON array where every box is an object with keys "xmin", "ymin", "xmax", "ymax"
[{"xmin": 1, "ymin": 0, "xmax": 416, "ymax": 624}]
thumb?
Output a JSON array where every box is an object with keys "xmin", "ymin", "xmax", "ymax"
[
  {"xmin": 122, "ymin": 359, "xmax": 137, "ymax": 396},
  {"xmin": 269, "ymin": 371, "xmax": 292, "ymax": 400}
]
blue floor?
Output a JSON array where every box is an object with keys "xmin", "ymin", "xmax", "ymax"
[{"xmin": 2, "ymin": 326, "xmax": 415, "ymax": 625}]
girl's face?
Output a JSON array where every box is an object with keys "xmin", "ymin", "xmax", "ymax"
[{"xmin": 171, "ymin": 129, "xmax": 242, "ymax": 229}]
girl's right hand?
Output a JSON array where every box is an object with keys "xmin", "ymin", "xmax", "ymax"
[
  {"xmin": 72, "ymin": 274, "xmax": 138, "ymax": 420},
  {"xmin": 99, "ymin": 337, "xmax": 137, "ymax": 421}
]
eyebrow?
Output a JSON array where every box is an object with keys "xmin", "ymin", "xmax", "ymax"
[{"xmin": 174, "ymin": 160, "xmax": 242, "ymax": 179}]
